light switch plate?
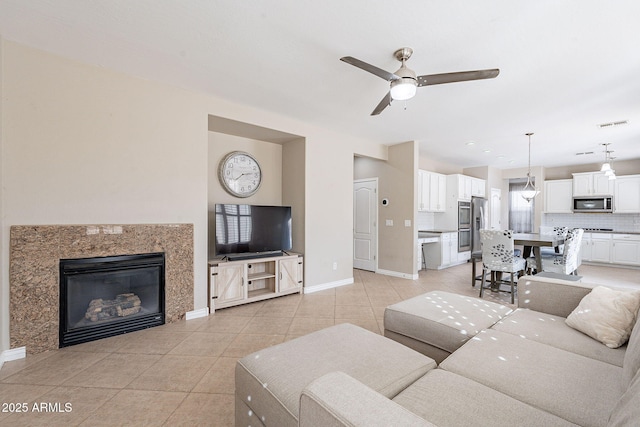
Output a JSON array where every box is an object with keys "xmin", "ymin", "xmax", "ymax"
[
  {"xmin": 405, "ymin": 220, "xmax": 411, "ymax": 227},
  {"xmin": 385, "ymin": 219, "xmax": 393, "ymax": 226}
]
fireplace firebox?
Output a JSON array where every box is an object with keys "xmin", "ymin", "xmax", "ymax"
[{"xmin": 59, "ymin": 252, "xmax": 165, "ymax": 347}]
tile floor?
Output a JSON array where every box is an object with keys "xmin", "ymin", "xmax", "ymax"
[{"xmin": 1, "ymin": 263, "xmax": 638, "ymax": 426}]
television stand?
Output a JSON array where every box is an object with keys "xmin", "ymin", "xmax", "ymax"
[{"xmin": 208, "ymin": 252, "xmax": 303, "ymax": 311}]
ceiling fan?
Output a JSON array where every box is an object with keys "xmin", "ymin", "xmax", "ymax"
[{"xmin": 340, "ymin": 47, "xmax": 500, "ymax": 115}]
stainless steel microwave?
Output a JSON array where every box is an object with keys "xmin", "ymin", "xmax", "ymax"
[{"xmin": 572, "ymin": 196, "xmax": 613, "ymax": 213}]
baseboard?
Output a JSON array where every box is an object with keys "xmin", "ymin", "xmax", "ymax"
[
  {"xmin": 0, "ymin": 346, "xmax": 27, "ymax": 370},
  {"xmin": 304, "ymin": 277, "xmax": 354, "ymax": 294},
  {"xmin": 185, "ymin": 307, "xmax": 209, "ymax": 320},
  {"xmin": 376, "ymin": 269, "xmax": 418, "ymax": 280}
]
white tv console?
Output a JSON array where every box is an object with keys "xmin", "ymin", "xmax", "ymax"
[{"xmin": 208, "ymin": 252, "xmax": 303, "ymax": 311}]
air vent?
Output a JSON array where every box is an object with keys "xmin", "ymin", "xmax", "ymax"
[
  {"xmin": 575, "ymin": 151, "xmax": 595, "ymax": 156},
  {"xmin": 598, "ymin": 120, "xmax": 628, "ymax": 128}
]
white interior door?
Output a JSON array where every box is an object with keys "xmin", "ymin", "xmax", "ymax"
[
  {"xmin": 353, "ymin": 179, "xmax": 378, "ymax": 271},
  {"xmin": 490, "ymin": 188, "xmax": 502, "ymax": 230}
]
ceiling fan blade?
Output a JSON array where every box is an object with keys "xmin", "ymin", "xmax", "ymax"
[
  {"xmin": 340, "ymin": 56, "xmax": 400, "ymax": 82},
  {"xmin": 371, "ymin": 92, "xmax": 392, "ymax": 116},
  {"xmin": 417, "ymin": 69, "xmax": 499, "ymax": 87}
]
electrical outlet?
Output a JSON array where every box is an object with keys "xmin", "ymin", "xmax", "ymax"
[
  {"xmin": 332, "ymin": 262, "xmax": 338, "ymax": 270},
  {"xmin": 405, "ymin": 220, "xmax": 411, "ymax": 227}
]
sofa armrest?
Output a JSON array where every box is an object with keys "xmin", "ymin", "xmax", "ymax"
[
  {"xmin": 299, "ymin": 371, "xmax": 435, "ymax": 427},
  {"xmin": 517, "ymin": 275, "xmax": 594, "ymax": 317}
]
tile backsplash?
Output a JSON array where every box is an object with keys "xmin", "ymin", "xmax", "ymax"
[{"xmin": 543, "ymin": 213, "xmax": 640, "ymax": 232}]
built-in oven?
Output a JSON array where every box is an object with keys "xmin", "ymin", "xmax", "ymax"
[
  {"xmin": 458, "ymin": 201, "xmax": 471, "ymax": 229},
  {"xmin": 458, "ymin": 229, "xmax": 471, "ymax": 252}
]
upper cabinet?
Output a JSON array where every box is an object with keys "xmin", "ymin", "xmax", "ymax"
[
  {"xmin": 544, "ymin": 179, "xmax": 573, "ymax": 213},
  {"xmin": 614, "ymin": 175, "xmax": 640, "ymax": 213},
  {"xmin": 418, "ymin": 170, "xmax": 446, "ymax": 212},
  {"xmin": 572, "ymin": 172, "xmax": 614, "ymax": 196},
  {"xmin": 447, "ymin": 174, "xmax": 485, "ymax": 201}
]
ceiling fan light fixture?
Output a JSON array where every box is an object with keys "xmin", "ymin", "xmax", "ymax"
[
  {"xmin": 390, "ymin": 78, "xmax": 418, "ymax": 100},
  {"xmin": 600, "ymin": 162, "xmax": 612, "ymax": 172}
]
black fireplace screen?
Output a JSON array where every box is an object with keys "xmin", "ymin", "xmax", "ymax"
[{"xmin": 59, "ymin": 253, "xmax": 165, "ymax": 347}]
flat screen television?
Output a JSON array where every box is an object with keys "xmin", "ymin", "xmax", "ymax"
[{"xmin": 214, "ymin": 204, "xmax": 292, "ymax": 259}]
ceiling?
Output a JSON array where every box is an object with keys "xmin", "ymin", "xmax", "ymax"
[{"xmin": 1, "ymin": 0, "xmax": 639, "ymax": 169}]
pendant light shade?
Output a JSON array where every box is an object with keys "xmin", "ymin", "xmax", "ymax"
[
  {"xmin": 522, "ymin": 133, "xmax": 539, "ymax": 203},
  {"xmin": 601, "ymin": 143, "xmax": 616, "ymax": 180}
]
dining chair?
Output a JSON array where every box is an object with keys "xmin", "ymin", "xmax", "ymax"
[
  {"xmin": 526, "ymin": 226, "xmax": 569, "ymax": 273},
  {"xmin": 528, "ymin": 228, "xmax": 584, "ymax": 275},
  {"xmin": 539, "ymin": 226, "xmax": 568, "ymax": 256},
  {"xmin": 479, "ymin": 229, "xmax": 526, "ymax": 304}
]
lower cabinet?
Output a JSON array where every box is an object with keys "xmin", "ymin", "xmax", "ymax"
[
  {"xmin": 581, "ymin": 233, "xmax": 640, "ymax": 266},
  {"xmin": 209, "ymin": 253, "xmax": 303, "ymax": 311}
]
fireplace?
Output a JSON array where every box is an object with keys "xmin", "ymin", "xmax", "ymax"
[{"xmin": 59, "ymin": 252, "xmax": 166, "ymax": 347}]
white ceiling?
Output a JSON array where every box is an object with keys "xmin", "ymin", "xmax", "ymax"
[{"xmin": 1, "ymin": 0, "xmax": 639, "ymax": 169}]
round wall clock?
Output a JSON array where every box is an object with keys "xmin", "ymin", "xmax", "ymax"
[{"xmin": 218, "ymin": 151, "xmax": 262, "ymax": 198}]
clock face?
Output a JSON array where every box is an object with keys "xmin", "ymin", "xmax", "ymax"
[{"xmin": 218, "ymin": 151, "xmax": 262, "ymax": 197}]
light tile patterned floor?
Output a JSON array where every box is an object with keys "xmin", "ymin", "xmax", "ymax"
[{"xmin": 1, "ymin": 263, "xmax": 637, "ymax": 426}]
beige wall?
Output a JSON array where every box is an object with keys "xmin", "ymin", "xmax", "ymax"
[
  {"xmin": 0, "ymin": 40, "xmax": 387, "ymax": 353},
  {"xmin": 418, "ymin": 153, "xmax": 462, "ymax": 175},
  {"xmin": 354, "ymin": 141, "xmax": 418, "ymax": 276},
  {"xmin": 282, "ymin": 139, "xmax": 306, "ymax": 254}
]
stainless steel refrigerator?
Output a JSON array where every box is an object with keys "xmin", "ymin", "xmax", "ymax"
[{"xmin": 471, "ymin": 196, "xmax": 489, "ymax": 256}]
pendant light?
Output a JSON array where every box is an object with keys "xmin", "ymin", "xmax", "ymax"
[
  {"xmin": 521, "ymin": 132, "xmax": 539, "ymax": 203},
  {"xmin": 601, "ymin": 143, "xmax": 616, "ymax": 180}
]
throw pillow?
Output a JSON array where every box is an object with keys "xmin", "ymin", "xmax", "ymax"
[{"xmin": 566, "ymin": 286, "xmax": 640, "ymax": 348}]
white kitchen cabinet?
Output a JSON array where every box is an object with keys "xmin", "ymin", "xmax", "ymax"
[
  {"xmin": 209, "ymin": 253, "xmax": 303, "ymax": 310},
  {"xmin": 544, "ymin": 179, "xmax": 573, "ymax": 213},
  {"xmin": 429, "ymin": 172, "xmax": 447, "ymax": 212},
  {"xmin": 580, "ymin": 233, "xmax": 592, "ymax": 261},
  {"xmin": 581, "ymin": 233, "xmax": 611, "ymax": 263},
  {"xmin": 614, "ymin": 175, "xmax": 640, "ymax": 213},
  {"xmin": 572, "ymin": 172, "xmax": 614, "ymax": 196},
  {"xmin": 418, "ymin": 170, "xmax": 446, "ymax": 212},
  {"xmin": 418, "ymin": 170, "xmax": 429, "ymax": 211},
  {"xmin": 471, "ymin": 177, "xmax": 486, "ymax": 198},
  {"xmin": 591, "ymin": 234, "xmax": 612, "ymax": 263},
  {"xmin": 447, "ymin": 174, "xmax": 485, "ymax": 201},
  {"xmin": 611, "ymin": 235, "xmax": 640, "ymax": 266}
]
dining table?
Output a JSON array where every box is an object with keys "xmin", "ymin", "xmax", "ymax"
[{"xmin": 513, "ymin": 233, "xmax": 565, "ymax": 273}]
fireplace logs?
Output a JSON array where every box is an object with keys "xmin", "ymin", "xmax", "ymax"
[{"xmin": 85, "ymin": 293, "xmax": 142, "ymax": 322}]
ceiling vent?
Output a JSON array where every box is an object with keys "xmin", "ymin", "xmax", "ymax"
[
  {"xmin": 575, "ymin": 151, "xmax": 595, "ymax": 156},
  {"xmin": 598, "ymin": 120, "xmax": 628, "ymax": 128}
]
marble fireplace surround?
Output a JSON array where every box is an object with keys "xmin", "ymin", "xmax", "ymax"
[{"xmin": 10, "ymin": 224, "xmax": 194, "ymax": 354}]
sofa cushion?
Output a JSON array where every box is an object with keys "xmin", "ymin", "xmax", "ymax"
[
  {"xmin": 607, "ymin": 368, "xmax": 640, "ymax": 427},
  {"xmin": 492, "ymin": 308, "xmax": 625, "ymax": 366},
  {"xmin": 566, "ymin": 286, "xmax": 640, "ymax": 348},
  {"xmin": 300, "ymin": 372, "xmax": 436, "ymax": 427},
  {"xmin": 235, "ymin": 323, "xmax": 436, "ymax": 427},
  {"xmin": 384, "ymin": 291, "xmax": 512, "ymax": 354},
  {"xmin": 622, "ymin": 307, "xmax": 640, "ymax": 388},
  {"xmin": 440, "ymin": 329, "xmax": 624, "ymax": 427},
  {"xmin": 393, "ymin": 369, "xmax": 578, "ymax": 427}
]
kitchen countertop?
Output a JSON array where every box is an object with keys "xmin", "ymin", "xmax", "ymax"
[
  {"xmin": 585, "ymin": 230, "xmax": 640, "ymax": 235},
  {"xmin": 418, "ymin": 229, "xmax": 458, "ymax": 234}
]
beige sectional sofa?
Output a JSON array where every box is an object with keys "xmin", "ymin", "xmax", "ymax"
[{"xmin": 237, "ymin": 276, "xmax": 640, "ymax": 426}]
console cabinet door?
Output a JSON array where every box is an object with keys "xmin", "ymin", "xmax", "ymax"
[
  {"xmin": 214, "ymin": 264, "xmax": 245, "ymax": 304},
  {"xmin": 279, "ymin": 257, "xmax": 302, "ymax": 292}
]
